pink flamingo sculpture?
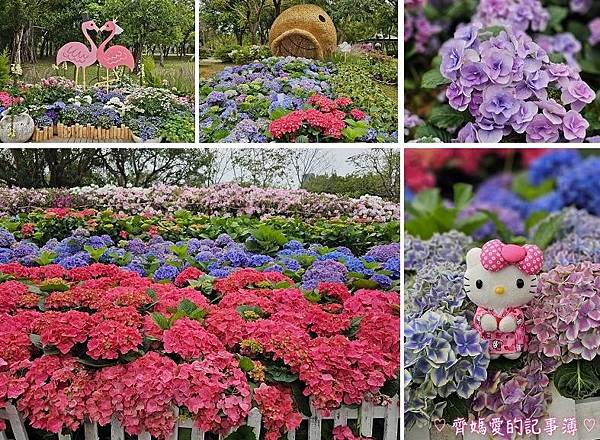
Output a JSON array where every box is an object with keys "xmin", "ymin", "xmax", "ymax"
[
  {"xmin": 56, "ymin": 20, "xmax": 100, "ymax": 89},
  {"xmin": 97, "ymin": 20, "xmax": 135, "ymax": 90}
]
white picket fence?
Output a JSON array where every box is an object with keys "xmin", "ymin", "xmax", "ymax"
[{"xmin": 0, "ymin": 396, "xmax": 399, "ymax": 440}]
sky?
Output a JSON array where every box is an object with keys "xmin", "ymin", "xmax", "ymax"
[{"xmin": 219, "ymin": 147, "xmax": 373, "ymax": 181}]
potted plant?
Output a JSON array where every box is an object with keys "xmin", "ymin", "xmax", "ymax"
[
  {"xmin": 128, "ymin": 116, "xmax": 163, "ymax": 143},
  {"xmin": 0, "ymin": 102, "xmax": 35, "ymax": 143}
]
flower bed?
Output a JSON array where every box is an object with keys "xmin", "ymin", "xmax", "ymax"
[
  {"xmin": 0, "ymin": 263, "xmax": 399, "ymax": 438},
  {"xmin": 0, "ymin": 183, "xmax": 400, "ymax": 222},
  {"xmin": 200, "ymin": 56, "xmax": 397, "ymax": 143},
  {"xmin": 0, "ymin": 209, "xmax": 399, "ymax": 255},
  {"xmin": 0, "ymin": 228, "xmax": 399, "ymax": 291},
  {"xmin": 0, "ymin": 77, "xmax": 194, "ymax": 143}
]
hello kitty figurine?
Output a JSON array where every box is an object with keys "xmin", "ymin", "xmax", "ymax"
[{"xmin": 464, "ymin": 240, "xmax": 543, "ymax": 359}]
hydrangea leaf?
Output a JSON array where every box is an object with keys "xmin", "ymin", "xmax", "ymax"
[
  {"xmin": 429, "ymin": 105, "xmax": 468, "ymax": 130},
  {"xmin": 421, "ymin": 68, "xmax": 450, "ymax": 89},
  {"xmin": 554, "ymin": 360, "xmax": 600, "ymax": 400},
  {"xmin": 223, "ymin": 425, "xmax": 256, "ymax": 440},
  {"xmin": 531, "ymin": 212, "xmax": 564, "ymax": 249}
]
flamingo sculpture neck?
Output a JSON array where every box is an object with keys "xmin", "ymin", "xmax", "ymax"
[
  {"xmin": 98, "ymin": 28, "xmax": 115, "ymax": 54},
  {"xmin": 82, "ymin": 25, "xmax": 98, "ymax": 55}
]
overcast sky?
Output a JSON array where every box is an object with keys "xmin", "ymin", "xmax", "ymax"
[{"xmin": 220, "ymin": 147, "xmax": 372, "ymax": 181}]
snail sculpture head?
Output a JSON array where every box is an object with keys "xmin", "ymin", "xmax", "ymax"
[{"xmin": 269, "ymin": 4, "xmax": 337, "ymax": 60}]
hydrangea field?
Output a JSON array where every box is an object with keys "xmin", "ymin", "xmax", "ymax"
[
  {"xmin": 404, "ymin": 0, "xmax": 600, "ymax": 143},
  {"xmin": 200, "ymin": 56, "xmax": 398, "ymax": 143},
  {"xmin": 404, "ymin": 148, "xmax": 600, "ymax": 438},
  {"xmin": 0, "ymin": 181, "xmax": 400, "ymax": 440}
]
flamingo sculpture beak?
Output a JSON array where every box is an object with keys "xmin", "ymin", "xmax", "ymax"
[{"xmin": 114, "ymin": 23, "xmax": 124, "ymax": 35}]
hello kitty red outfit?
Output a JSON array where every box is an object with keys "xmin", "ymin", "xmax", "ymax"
[
  {"xmin": 473, "ymin": 306, "xmax": 527, "ymax": 354},
  {"xmin": 471, "ymin": 240, "xmax": 544, "ymax": 355}
]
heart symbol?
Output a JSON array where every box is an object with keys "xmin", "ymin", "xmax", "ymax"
[
  {"xmin": 585, "ymin": 419, "xmax": 596, "ymax": 432},
  {"xmin": 433, "ymin": 419, "xmax": 446, "ymax": 432}
]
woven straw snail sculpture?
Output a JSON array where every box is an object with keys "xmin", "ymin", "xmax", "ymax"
[{"xmin": 269, "ymin": 4, "xmax": 337, "ymax": 60}]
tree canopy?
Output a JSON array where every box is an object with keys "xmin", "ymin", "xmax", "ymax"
[
  {"xmin": 0, "ymin": 0, "xmax": 194, "ymax": 66},
  {"xmin": 200, "ymin": 0, "xmax": 398, "ymax": 47}
]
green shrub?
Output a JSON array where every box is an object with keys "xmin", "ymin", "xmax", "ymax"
[
  {"xmin": 331, "ymin": 62, "xmax": 398, "ymax": 133},
  {"xmin": 0, "ymin": 50, "xmax": 9, "ymax": 88},
  {"xmin": 160, "ymin": 111, "xmax": 195, "ymax": 143},
  {"xmin": 199, "ymin": 46, "xmax": 211, "ymax": 59},
  {"xmin": 214, "ymin": 44, "xmax": 271, "ymax": 63},
  {"xmin": 142, "ymin": 55, "xmax": 162, "ymax": 88}
]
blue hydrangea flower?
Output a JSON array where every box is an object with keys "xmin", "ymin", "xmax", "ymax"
[
  {"xmin": 153, "ymin": 264, "xmax": 179, "ymax": 281},
  {"xmin": 529, "ymin": 149, "xmax": 582, "ymax": 185},
  {"xmin": 0, "ymin": 228, "xmax": 16, "ymax": 247},
  {"xmin": 370, "ymin": 274, "xmax": 392, "ymax": 289}
]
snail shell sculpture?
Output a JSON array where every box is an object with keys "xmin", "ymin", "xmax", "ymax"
[{"xmin": 269, "ymin": 4, "xmax": 337, "ymax": 60}]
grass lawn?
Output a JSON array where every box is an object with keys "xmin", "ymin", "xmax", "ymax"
[
  {"xmin": 199, "ymin": 61, "xmax": 233, "ymax": 79},
  {"xmin": 22, "ymin": 56, "xmax": 195, "ymax": 94}
]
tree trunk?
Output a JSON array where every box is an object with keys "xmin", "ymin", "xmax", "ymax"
[
  {"xmin": 273, "ymin": 0, "xmax": 281, "ymax": 16},
  {"xmin": 11, "ymin": 25, "xmax": 24, "ymax": 65},
  {"xmin": 159, "ymin": 45, "xmax": 165, "ymax": 66}
]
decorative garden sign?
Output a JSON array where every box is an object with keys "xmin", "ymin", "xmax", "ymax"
[{"xmin": 269, "ymin": 5, "xmax": 337, "ymax": 60}]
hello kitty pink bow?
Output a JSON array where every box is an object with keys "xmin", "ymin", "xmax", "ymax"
[{"xmin": 480, "ymin": 240, "xmax": 544, "ymax": 275}]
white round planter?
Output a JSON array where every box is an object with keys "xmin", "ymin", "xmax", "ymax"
[
  {"xmin": 0, "ymin": 110, "xmax": 34, "ymax": 143},
  {"xmin": 132, "ymin": 134, "xmax": 163, "ymax": 143}
]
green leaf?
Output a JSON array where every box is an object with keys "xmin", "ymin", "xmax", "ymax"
[
  {"xmin": 531, "ymin": 213, "xmax": 564, "ymax": 249},
  {"xmin": 421, "ymin": 68, "xmax": 450, "ymax": 89},
  {"xmin": 554, "ymin": 360, "xmax": 600, "ymax": 400},
  {"xmin": 265, "ymin": 364, "xmax": 298, "ymax": 383},
  {"xmin": 413, "ymin": 124, "xmax": 452, "ymax": 142},
  {"xmin": 239, "ymin": 356, "xmax": 255, "ymax": 372},
  {"xmin": 410, "ymin": 188, "xmax": 441, "ymax": 214},
  {"xmin": 442, "ymin": 394, "xmax": 470, "ymax": 424},
  {"xmin": 291, "ymin": 381, "xmax": 312, "ymax": 417},
  {"xmin": 224, "ymin": 426, "xmax": 256, "ymax": 440},
  {"xmin": 151, "ymin": 312, "xmax": 170, "ymax": 330},
  {"xmin": 548, "ymin": 6, "xmax": 568, "ymax": 31},
  {"xmin": 404, "ymin": 216, "xmax": 438, "ymax": 240},
  {"xmin": 348, "ymin": 316, "xmax": 363, "ymax": 339},
  {"xmin": 455, "ymin": 212, "xmax": 489, "ymax": 236},
  {"xmin": 429, "ymin": 105, "xmax": 468, "ymax": 129},
  {"xmin": 525, "ymin": 211, "xmax": 549, "ymax": 233},
  {"xmin": 453, "ymin": 183, "xmax": 473, "ymax": 212},
  {"xmin": 478, "ymin": 209, "xmax": 512, "ymax": 242},
  {"xmin": 303, "ymin": 291, "xmax": 322, "ymax": 303},
  {"xmin": 177, "ymin": 298, "xmax": 198, "ymax": 314},
  {"xmin": 352, "ymin": 279, "xmax": 380, "ymax": 289},
  {"xmin": 29, "ymin": 333, "xmax": 42, "ymax": 349},
  {"xmin": 511, "ymin": 172, "xmax": 554, "ymax": 201}
]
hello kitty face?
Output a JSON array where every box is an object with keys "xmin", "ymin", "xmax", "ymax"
[{"xmin": 464, "ymin": 244, "xmax": 540, "ymax": 312}]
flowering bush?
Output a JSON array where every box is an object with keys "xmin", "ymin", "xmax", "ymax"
[
  {"xmin": 404, "ymin": 310, "xmax": 490, "ymax": 428},
  {"xmin": 0, "ymin": 183, "xmax": 400, "ymax": 222},
  {"xmin": 2, "ymin": 77, "xmax": 194, "ymax": 142},
  {"xmin": 528, "ymin": 261, "xmax": 600, "ymax": 363},
  {"xmin": 268, "ymin": 94, "xmax": 373, "ymax": 142},
  {"xmin": 440, "ymin": 26, "xmax": 594, "ymax": 143},
  {"xmin": 200, "ymin": 56, "xmax": 396, "ymax": 142},
  {"xmin": 0, "ymin": 262, "xmax": 399, "ymax": 437},
  {"xmin": 405, "ymin": 0, "xmax": 600, "ymax": 143}
]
